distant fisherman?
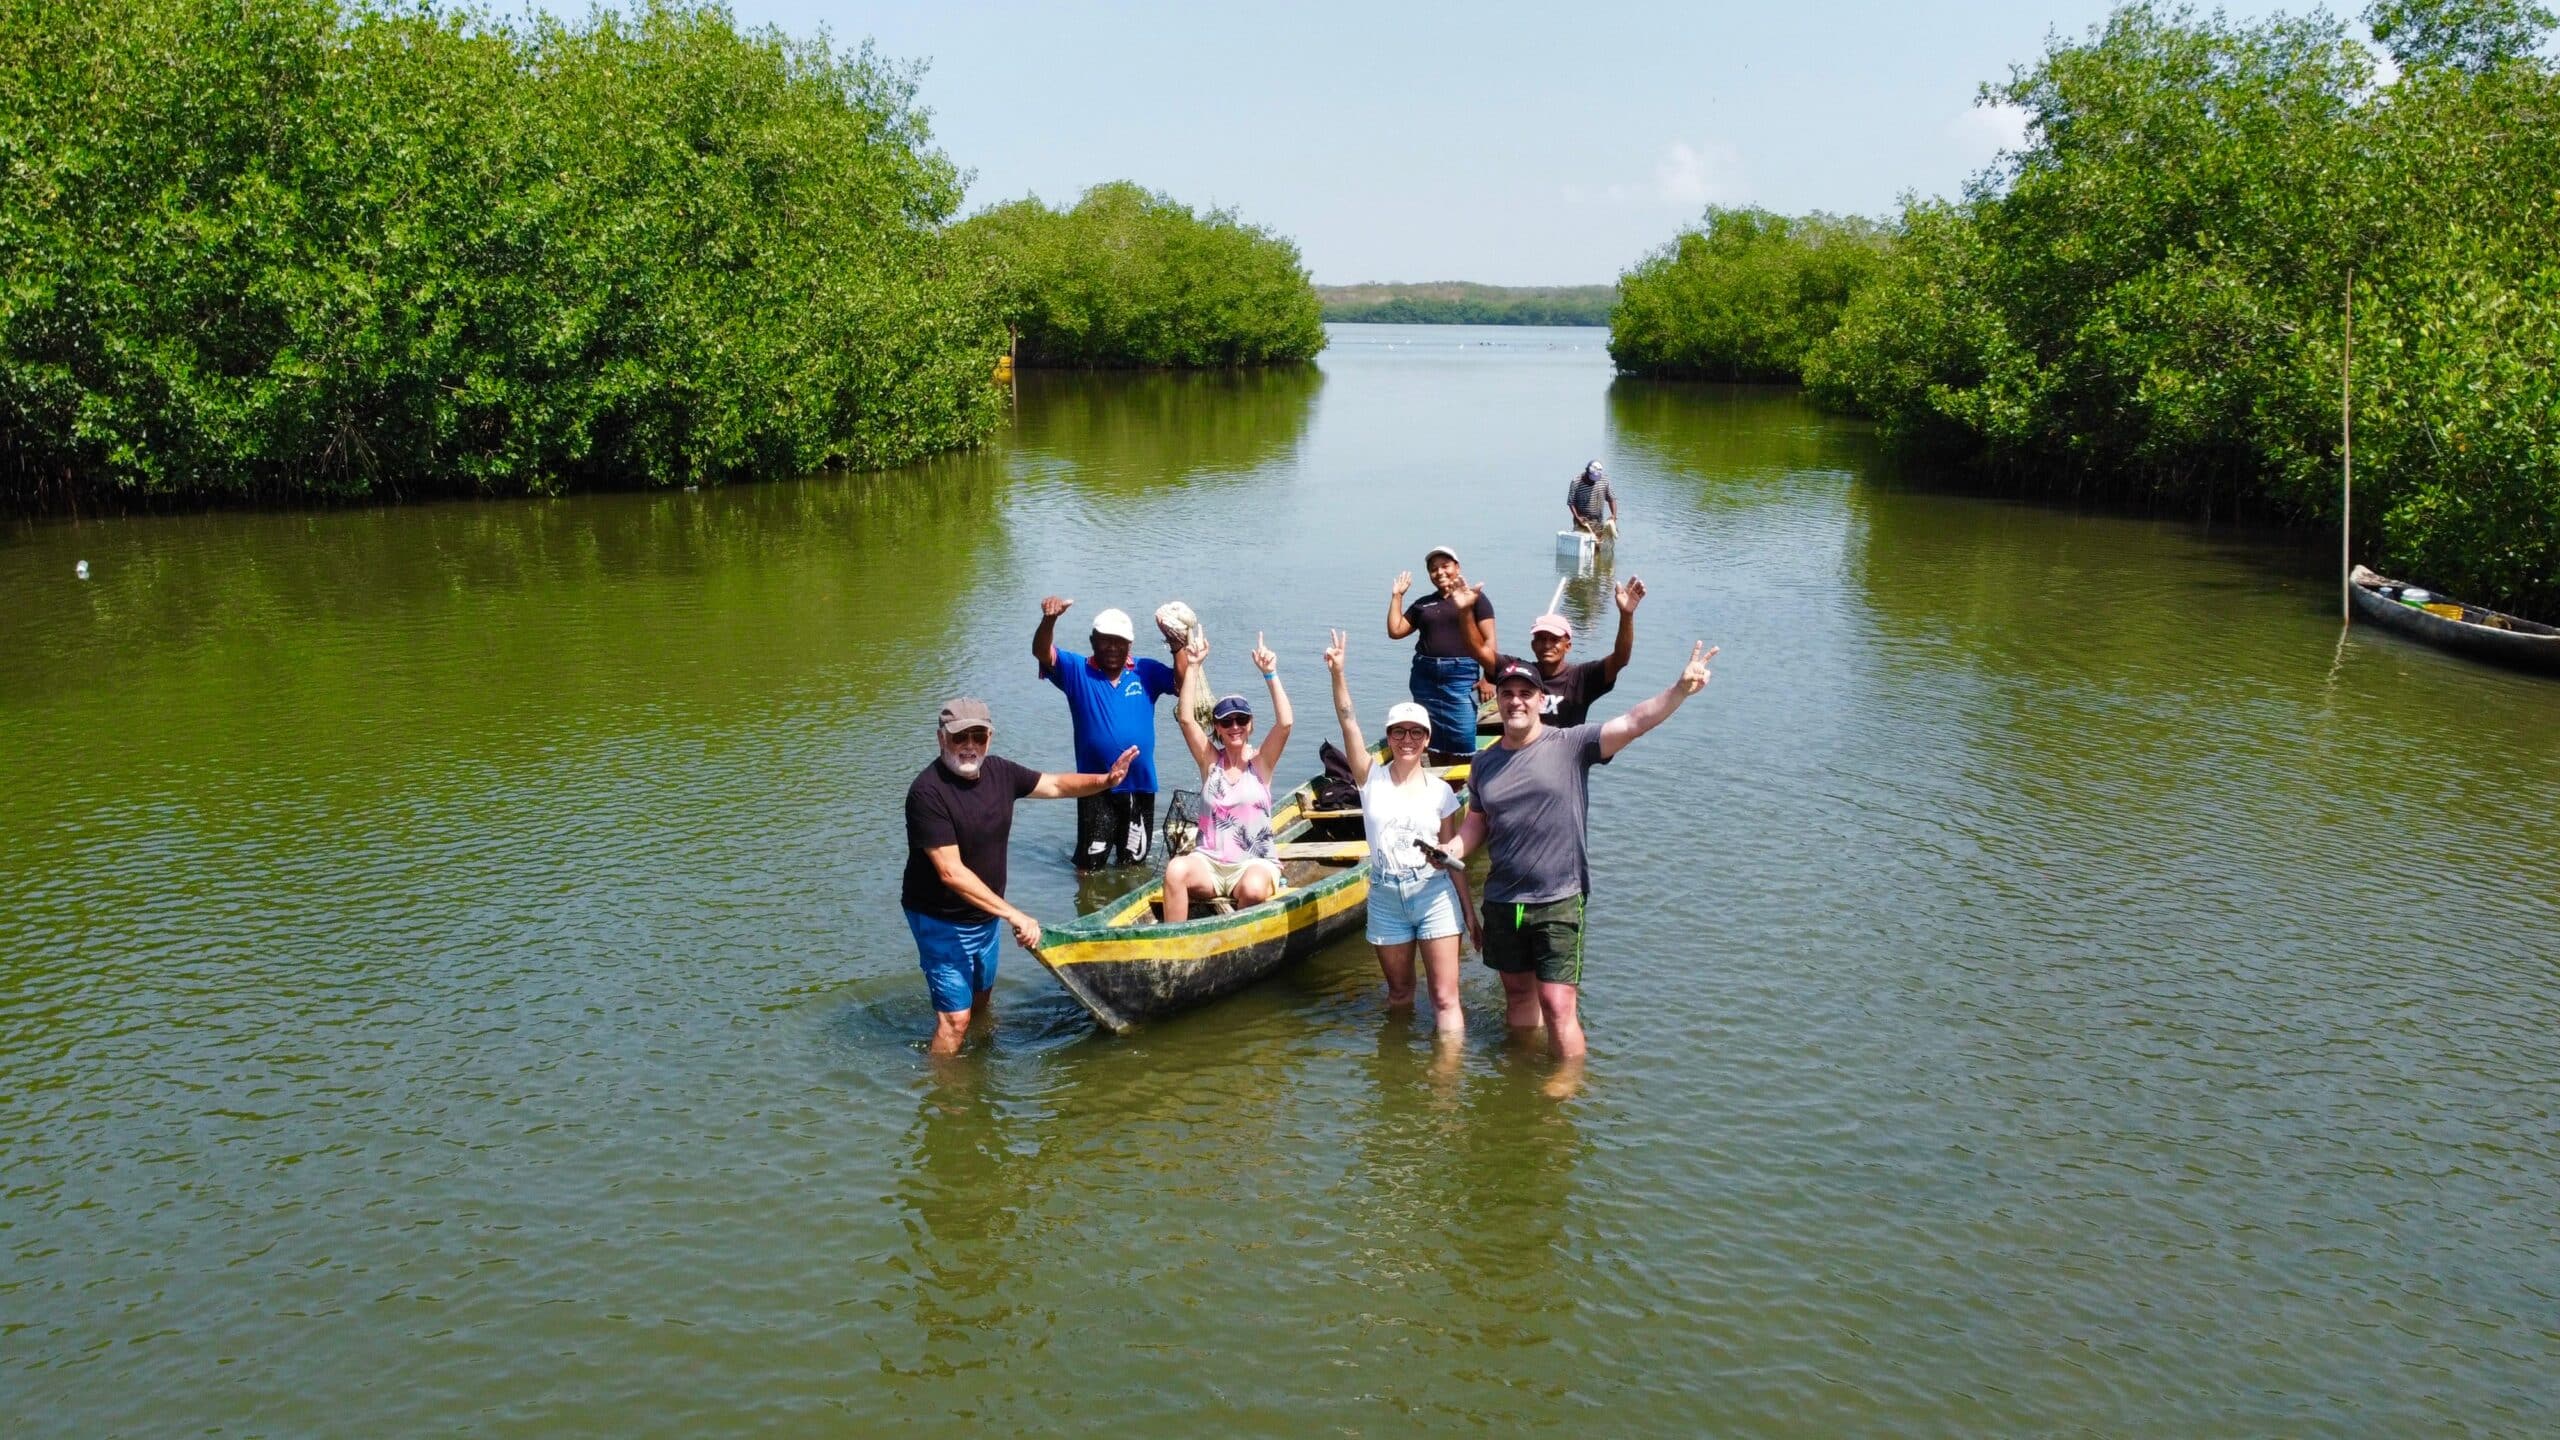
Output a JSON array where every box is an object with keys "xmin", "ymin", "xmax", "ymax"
[
  {"xmin": 904, "ymin": 699, "xmax": 1135, "ymax": 1056},
  {"xmin": 1034, "ymin": 596, "xmax": 1178, "ymax": 869},
  {"xmin": 1442, "ymin": 641, "xmax": 1717, "ymax": 1060},
  {"xmin": 1450, "ymin": 574, "xmax": 1646, "ymax": 727},
  {"xmin": 1566, "ymin": 460, "xmax": 1618, "ymax": 537},
  {"xmin": 1387, "ymin": 545, "xmax": 1495, "ymax": 764}
]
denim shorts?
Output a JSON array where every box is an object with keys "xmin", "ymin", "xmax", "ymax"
[
  {"xmin": 905, "ymin": 908, "xmax": 1002, "ymax": 1014},
  {"xmin": 1366, "ymin": 866, "xmax": 1464, "ymax": 945}
]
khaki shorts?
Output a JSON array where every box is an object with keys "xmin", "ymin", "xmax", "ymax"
[{"xmin": 1201, "ymin": 854, "xmax": 1282, "ymax": 898}]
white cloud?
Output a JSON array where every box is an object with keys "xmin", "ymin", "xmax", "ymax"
[
  {"xmin": 1947, "ymin": 101, "xmax": 2031, "ymax": 172},
  {"xmin": 1565, "ymin": 140, "xmax": 1745, "ymax": 212},
  {"xmin": 1652, "ymin": 140, "xmax": 1743, "ymax": 209}
]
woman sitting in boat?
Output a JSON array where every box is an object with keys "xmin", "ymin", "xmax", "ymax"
[
  {"xmin": 1387, "ymin": 545, "xmax": 1494, "ymax": 763},
  {"xmin": 1161, "ymin": 634, "xmax": 1292, "ymax": 922},
  {"xmin": 1322, "ymin": 630, "xmax": 1468, "ymax": 1039}
]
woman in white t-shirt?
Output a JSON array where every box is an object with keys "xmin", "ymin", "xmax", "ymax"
[{"xmin": 1322, "ymin": 629, "xmax": 1469, "ymax": 1038}]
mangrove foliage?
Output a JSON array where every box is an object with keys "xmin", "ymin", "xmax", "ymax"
[
  {"xmin": 956, "ymin": 182, "xmax": 1325, "ymax": 368},
  {"xmin": 0, "ymin": 0, "xmax": 1004, "ymax": 507},
  {"xmin": 1610, "ymin": 210, "xmax": 1892, "ymax": 381},
  {"xmin": 1799, "ymin": 0, "xmax": 2560, "ymax": 616}
]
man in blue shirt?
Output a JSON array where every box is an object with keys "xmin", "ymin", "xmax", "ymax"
[{"xmin": 1034, "ymin": 596, "xmax": 1180, "ymax": 869}]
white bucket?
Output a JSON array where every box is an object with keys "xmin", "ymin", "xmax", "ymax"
[{"xmin": 1556, "ymin": 529, "xmax": 1596, "ymax": 563}]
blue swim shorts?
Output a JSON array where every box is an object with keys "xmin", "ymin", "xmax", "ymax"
[
  {"xmin": 905, "ymin": 908, "xmax": 1002, "ymax": 1014},
  {"xmin": 1366, "ymin": 866, "xmax": 1464, "ymax": 946}
]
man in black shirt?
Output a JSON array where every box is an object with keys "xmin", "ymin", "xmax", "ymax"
[
  {"xmin": 1452, "ymin": 574, "xmax": 1646, "ymax": 727},
  {"xmin": 903, "ymin": 697, "xmax": 1136, "ymax": 1055}
]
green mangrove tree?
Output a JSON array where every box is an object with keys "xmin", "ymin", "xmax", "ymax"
[
  {"xmin": 957, "ymin": 182, "xmax": 1325, "ymax": 368},
  {"xmin": 0, "ymin": 0, "xmax": 1003, "ymax": 506}
]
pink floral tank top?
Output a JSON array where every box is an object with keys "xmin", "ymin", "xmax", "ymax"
[{"xmin": 1198, "ymin": 762, "xmax": 1276, "ymax": 864}]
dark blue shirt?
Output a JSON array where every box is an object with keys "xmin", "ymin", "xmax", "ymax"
[{"xmin": 1043, "ymin": 649, "xmax": 1178, "ymax": 793}]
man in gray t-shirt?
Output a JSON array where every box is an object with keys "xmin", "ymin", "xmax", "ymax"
[{"xmin": 1447, "ymin": 644, "xmax": 1716, "ymax": 1060}]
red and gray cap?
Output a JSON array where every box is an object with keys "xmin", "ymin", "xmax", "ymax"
[{"xmin": 937, "ymin": 697, "xmax": 994, "ymax": 733}]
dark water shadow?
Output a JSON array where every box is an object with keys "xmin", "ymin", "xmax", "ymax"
[{"xmin": 1005, "ymin": 367, "xmax": 1322, "ymax": 497}]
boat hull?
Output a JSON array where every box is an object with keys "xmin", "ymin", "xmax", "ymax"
[
  {"xmin": 1029, "ymin": 752, "xmax": 1474, "ymax": 1033},
  {"xmin": 1033, "ymin": 867, "xmax": 1370, "ymax": 1032},
  {"xmin": 2349, "ymin": 567, "xmax": 2560, "ymax": 675}
]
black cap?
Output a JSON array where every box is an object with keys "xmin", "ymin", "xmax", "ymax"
[{"xmin": 1490, "ymin": 660, "xmax": 1553, "ymax": 695}]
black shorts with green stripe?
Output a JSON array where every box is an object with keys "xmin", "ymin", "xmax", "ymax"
[{"xmin": 1479, "ymin": 894, "xmax": 1586, "ymax": 986}]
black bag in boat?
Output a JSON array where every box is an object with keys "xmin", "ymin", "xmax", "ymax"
[{"xmin": 1313, "ymin": 742, "xmax": 1360, "ymax": 812}]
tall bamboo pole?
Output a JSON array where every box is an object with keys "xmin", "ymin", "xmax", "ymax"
[{"xmin": 2341, "ymin": 271, "xmax": 2353, "ymax": 621}]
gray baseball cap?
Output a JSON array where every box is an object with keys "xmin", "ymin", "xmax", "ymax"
[{"xmin": 937, "ymin": 698, "xmax": 994, "ymax": 733}]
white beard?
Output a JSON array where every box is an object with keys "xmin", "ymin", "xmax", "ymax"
[{"xmin": 944, "ymin": 753, "xmax": 985, "ymax": 778}]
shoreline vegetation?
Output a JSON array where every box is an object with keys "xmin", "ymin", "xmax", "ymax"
[
  {"xmin": 0, "ymin": 1, "xmax": 1326, "ymax": 513},
  {"xmin": 1613, "ymin": 0, "xmax": 2560, "ymax": 621},
  {"xmin": 2, "ymin": 0, "xmax": 1006, "ymax": 509},
  {"xmin": 956, "ymin": 183, "xmax": 1324, "ymax": 369},
  {"xmin": 1318, "ymin": 284, "xmax": 1615, "ymax": 327}
]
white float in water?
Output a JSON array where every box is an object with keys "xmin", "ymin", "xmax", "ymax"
[{"xmin": 74, "ymin": 560, "xmax": 89, "ymax": 580}]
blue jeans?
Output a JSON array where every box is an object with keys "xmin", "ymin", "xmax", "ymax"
[
  {"xmin": 905, "ymin": 908, "xmax": 1001, "ymax": 1014},
  {"xmin": 1407, "ymin": 653, "xmax": 1481, "ymax": 756}
]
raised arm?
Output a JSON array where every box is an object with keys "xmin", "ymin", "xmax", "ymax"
[
  {"xmin": 1598, "ymin": 642, "xmax": 1715, "ymax": 761},
  {"xmin": 1027, "ymin": 746, "xmax": 1137, "ymax": 800},
  {"xmin": 1033, "ymin": 594, "xmax": 1072, "ymax": 670},
  {"xmin": 1323, "ymin": 629, "xmax": 1371, "ymax": 786},
  {"xmin": 1385, "ymin": 572, "xmax": 1416, "ymax": 639},
  {"xmin": 1605, "ymin": 575, "xmax": 1645, "ymax": 681},
  {"xmin": 1171, "ymin": 642, "xmax": 1217, "ymax": 776},
  {"xmin": 1249, "ymin": 633, "xmax": 1293, "ymax": 781},
  {"xmin": 1449, "ymin": 579, "xmax": 1500, "ymax": 670}
]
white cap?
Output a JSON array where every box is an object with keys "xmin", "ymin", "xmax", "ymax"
[
  {"xmin": 1383, "ymin": 701, "xmax": 1433, "ymax": 734},
  {"xmin": 1090, "ymin": 607, "xmax": 1136, "ymax": 641},
  {"xmin": 1423, "ymin": 544, "xmax": 1460, "ymax": 568}
]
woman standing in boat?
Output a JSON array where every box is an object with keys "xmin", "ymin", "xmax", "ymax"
[
  {"xmin": 1387, "ymin": 545, "xmax": 1495, "ymax": 763},
  {"xmin": 1323, "ymin": 630, "xmax": 1468, "ymax": 1039},
  {"xmin": 1160, "ymin": 634, "xmax": 1292, "ymax": 923}
]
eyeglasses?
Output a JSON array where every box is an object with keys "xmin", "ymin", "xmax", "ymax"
[
  {"xmin": 1385, "ymin": 725, "xmax": 1430, "ymax": 740},
  {"xmin": 946, "ymin": 728, "xmax": 991, "ymax": 744},
  {"xmin": 1215, "ymin": 716, "xmax": 1253, "ymax": 729}
]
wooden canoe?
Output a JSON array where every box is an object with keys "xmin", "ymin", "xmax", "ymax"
[
  {"xmin": 1030, "ymin": 753, "xmax": 1473, "ymax": 1033},
  {"xmin": 2349, "ymin": 565, "xmax": 2560, "ymax": 676}
]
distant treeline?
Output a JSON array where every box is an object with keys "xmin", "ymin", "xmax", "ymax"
[
  {"xmin": 956, "ymin": 183, "xmax": 1325, "ymax": 368},
  {"xmin": 1320, "ymin": 284, "xmax": 1615, "ymax": 327},
  {"xmin": 1, "ymin": 0, "xmax": 1004, "ymax": 507},
  {"xmin": 1617, "ymin": 0, "xmax": 2560, "ymax": 619}
]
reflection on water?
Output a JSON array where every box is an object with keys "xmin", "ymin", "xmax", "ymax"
[
  {"xmin": 1011, "ymin": 366, "xmax": 1322, "ymax": 494},
  {"xmin": 4, "ymin": 326, "xmax": 2558, "ymax": 1435}
]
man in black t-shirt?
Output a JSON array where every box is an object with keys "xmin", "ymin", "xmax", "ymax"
[
  {"xmin": 903, "ymin": 697, "xmax": 1136, "ymax": 1055},
  {"xmin": 1453, "ymin": 574, "xmax": 1646, "ymax": 727}
]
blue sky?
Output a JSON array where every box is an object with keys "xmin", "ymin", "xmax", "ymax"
[{"xmin": 728, "ymin": 1, "xmax": 2336, "ymax": 284}]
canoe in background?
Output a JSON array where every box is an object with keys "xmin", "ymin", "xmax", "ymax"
[{"xmin": 2349, "ymin": 565, "xmax": 2560, "ymax": 676}]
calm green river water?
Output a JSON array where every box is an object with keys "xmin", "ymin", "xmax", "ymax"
[{"xmin": 6, "ymin": 324, "xmax": 2558, "ymax": 1436}]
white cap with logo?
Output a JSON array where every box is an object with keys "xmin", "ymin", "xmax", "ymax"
[
  {"xmin": 1383, "ymin": 701, "xmax": 1433, "ymax": 733},
  {"xmin": 1090, "ymin": 607, "xmax": 1136, "ymax": 641}
]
